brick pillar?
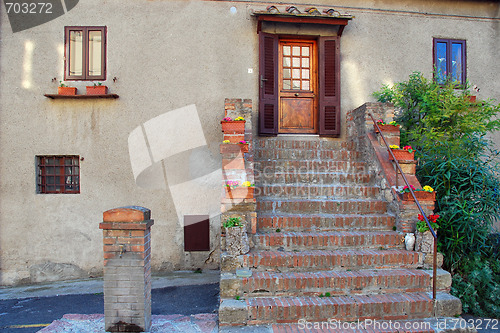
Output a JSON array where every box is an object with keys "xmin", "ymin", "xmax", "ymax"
[{"xmin": 99, "ymin": 206, "xmax": 154, "ymax": 332}]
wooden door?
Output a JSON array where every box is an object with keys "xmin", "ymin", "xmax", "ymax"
[
  {"xmin": 278, "ymin": 40, "xmax": 318, "ymax": 134},
  {"xmin": 258, "ymin": 33, "xmax": 341, "ymax": 137}
]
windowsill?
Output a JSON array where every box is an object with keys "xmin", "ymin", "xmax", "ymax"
[{"xmin": 44, "ymin": 94, "xmax": 119, "ymax": 99}]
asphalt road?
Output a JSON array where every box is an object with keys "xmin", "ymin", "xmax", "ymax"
[{"xmin": 0, "ymin": 283, "xmax": 219, "ymax": 333}]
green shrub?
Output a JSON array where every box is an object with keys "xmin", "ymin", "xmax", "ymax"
[
  {"xmin": 373, "ymin": 71, "xmax": 500, "ymax": 317},
  {"xmin": 451, "ymin": 257, "xmax": 500, "ymax": 318},
  {"xmin": 417, "ymin": 141, "xmax": 500, "ymax": 271}
]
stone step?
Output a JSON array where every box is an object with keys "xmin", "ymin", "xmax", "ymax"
[
  {"xmin": 243, "ymin": 249, "xmax": 421, "ymax": 271},
  {"xmin": 254, "ymin": 149, "xmax": 361, "ymax": 161},
  {"xmin": 254, "ymin": 160, "xmax": 370, "ymax": 174},
  {"xmin": 257, "ymin": 184, "xmax": 381, "ymax": 199},
  {"xmin": 257, "ymin": 199, "xmax": 388, "ymax": 215},
  {"xmin": 253, "ymin": 231, "xmax": 404, "ymax": 251},
  {"xmin": 254, "ymin": 138, "xmax": 357, "ymax": 151},
  {"xmin": 256, "ymin": 171, "xmax": 375, "ymax": 185},
  {"xmin": 245, "ymin": 292, "xmax": 439, "ymax": 324},
  {"xmin": 241, "ymin": 269, "xmax": 431, "ymax": 297},
  {"xmin": 269, "ymin": 319, "xmax": 440, "ymax": 332},
  {"xmin": 257, "ymin": 213, "xmax": 396, "ymax": 232}
]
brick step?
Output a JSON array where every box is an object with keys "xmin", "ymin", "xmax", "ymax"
[
  {"xmin": 257, "ymin": 213, "xmax": 396, "ymax": 232},
  {"xmin": 257, "ymin": 184, "xmax": 381, "ymax": 199},
  {"xmin": 245, "ymin": 292, "xmax": 436, "ymax": 324},
  {"xmin": 256, "ymin": 199, "xmax": 388, "ymax": 215},
  {"xmin": 254, "ymin": 139, "xmax": 357, "ymax": 151},
  {"xmin": 253, "ymin": 231, "xmax": 404, "ymax": 251},
  {"xmin": 241, "ymin": 269, "xmax": 431, "ymax": 297},
  {"xmin": 254, "ymin": 149, "xmax": 361, "ymax": 161},
  {"xmin": 270, "ymin": 319, "xmax": 438, "ymax": 332},
  {"xmin": 254, "ymin": 160, "xmax": 370, "ymax": 174},
  {"xmin": 256, "ymin": 171, "xmax": 375, "ymax": 185},
  {"xmin": 243, "ymin": 249, "xmax": 420, "ymax": 271}
]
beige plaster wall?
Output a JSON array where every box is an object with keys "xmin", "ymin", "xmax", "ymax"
[{"xmin": 0, "ymin": 0, "xmax": 499, "ymax": 285}]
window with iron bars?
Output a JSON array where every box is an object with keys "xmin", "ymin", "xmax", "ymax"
[{"xmin": 36, "ymin": 156, "xmax": 80, "ymax": 194}]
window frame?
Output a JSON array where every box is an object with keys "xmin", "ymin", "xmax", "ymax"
[
  {"xmin": 64, "ymin": 26, "xmax": 107, "ymax": 81},
  {"xmin": 433, "ymin": 38, "xmax": 466, "ymax": 85},
  {"xmin": 36, "ymin": 155, "xmax": 81, "ymax": 194}
]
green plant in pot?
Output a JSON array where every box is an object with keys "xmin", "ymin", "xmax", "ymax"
[
  {"xmin": 58, "ymin": 81, "xmax": 77, "ymax": 95},
  {"xmin": 224, "ymin": 216, "xmax": 249, "ymax": 255},
  {"xmin": 86, "ymin": 81, "xmax": 108, "ymax": 95},
  {"xmin": 224, "ymin": 216, "xmax": 242, "ymax": 228}
]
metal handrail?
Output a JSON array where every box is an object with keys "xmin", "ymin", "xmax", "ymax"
[{"xmin": 369, "ymin": 113, "xmax": 437, "ymax": 301}]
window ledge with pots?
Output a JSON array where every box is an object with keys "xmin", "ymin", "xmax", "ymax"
[{"xmin": 44, "ymin": 93, "xmax": 119, "ymax": 99}]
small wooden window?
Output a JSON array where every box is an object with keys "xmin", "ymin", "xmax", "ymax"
[
  {"xmin": 433, "ymin": 38, "xmax": 466, "ymax": 85},
  {"xmin": 65, "ymin": 26, "xmax": 106, "ymax": 81},
  {"xmin": 37, "ymin": 156, "xmax": 80, "ymax": 194},
  {"xmin": 184, "ymin": 215, "xmax": 210, "ymax": 251},
  {"xmin": 281, "ymin": 43, "xmax": 312, "ymax": 91}
]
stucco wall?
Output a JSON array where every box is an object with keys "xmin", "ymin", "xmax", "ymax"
[{"xmin": 1, "ymin": 0, "xmax": 499, "ymax": 285}]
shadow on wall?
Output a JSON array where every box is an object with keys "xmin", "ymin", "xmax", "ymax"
[{"xmin": 128, "ymin": 104, "xmax": 222, "ymax": 227}]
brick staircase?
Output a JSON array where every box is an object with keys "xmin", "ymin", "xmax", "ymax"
[{"xmin": 219, "ymin": 137, "xmax": 461, "ymax": 329}]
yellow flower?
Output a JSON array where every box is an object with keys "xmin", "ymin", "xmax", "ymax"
[
  {"xmin": 389, "ymin": 121, "xmax": 397, "ymax": 125},
  {"xmin": 242, "ymin": 181, "xmax": 252, "ymax": 187},
  {"xmin": 423, "ymin": 185, "xmax": 434, "ymax": 192},
  {"xmin": 389, "ymin": 145, "xmax": 400, "ymax": 149},
  {"xmin": 223, "ymin": 140, "xmax": 230, "ymax": 144},
  {"xmin": 235, "ymin": 116, "xmax": 245, "ymax": 121}
]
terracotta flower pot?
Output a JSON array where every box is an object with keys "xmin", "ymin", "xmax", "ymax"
[
  {"xmin": 220, "ymin": 143, "xmax": 249, "ymax": 154},
  {"xmin": 389, "ymin": 149, "xmax": 414, "ymax": 161},
  {"xmin": 374, "ymin": 124, "xmax": 400, "ymax": 133},
  {"xmin": 402, "ymin": 191, "xmax": 436, "ymax": 201},
  {"xmin": 86, "ymin": 85, "xmax": 108, "ymax": 95},
  {"xmin": 223, "ymin": 134, "xmax": 245, "ymax": 144},
  {"xmin": 58, "ymin": 87, "xmax": 77, "ymax": 95},
  {"xmin": 221, "ymin": 120, "xmax": 245, "ymax": 134},
  {"xmin": 225, "ymin": 187, "xmax": 254, "ymax": 199}
]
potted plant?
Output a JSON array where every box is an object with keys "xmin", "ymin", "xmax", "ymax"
[
  {"xmin": 401, "ymin": 185, "xmax": 436, "ymax": 201},
  {"xmin": 223, "ymin": 216, "xmax": 249, "ymax": 255},
  {"xmin": 221, "ymin": 116, "xmax": 246, "ymax": 134},
  {"xmin": 415, "ymin": 214, "xmax": 439, "ymax": 253},
  {"xmin": 374, "ymin": 119, "xmax": 400, "ymax": 133},
  {"xmin": 225, "ymin": 181, "xmax": 255, "ymax": 199},
  {"xmin": 86, "ymin": 82, "xmax": 108, "ymax": 95},
  {"xmin": 389, "ymin": 145, "xmax": 415, "ymax": 161},
  {"xmin": 220, "ymin": 140, "xmax": 249, "ymax": 154},
  {"xmin": 58, "ymin": 81, "xmax": 77, "ymax": 95}
]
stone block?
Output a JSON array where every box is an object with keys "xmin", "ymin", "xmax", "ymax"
[
  {"xmin": 423, "ymin": 268, "xmax": 452, "ymax": 290},
  {"xmin": 225, "ymin": 226, "xmax": 250, "ymax": 255},
  {"xmin": 422, "ymin": 252, "xmax": 444, "ymax": 268},
  {"xmin": 219, "ymin": 299, "xmax": 248, "ymax": 325},
  {"xmin": 220, "ymin": 272, "xmax": 242, "ymax": 298},
  {"xmin": 432, "ymin": 292, "xmax": 462, "ymax": 317},
  {"xmin": 416, "ymin": 231, "xmax": 435, "ymax": 253},
  {"xmin": 221, "ymin": 253, "xmax": 243, "ymax": 272},
  {"xmin": 397, "ymin": 161, "xmax": 416, "ymax": 175}
]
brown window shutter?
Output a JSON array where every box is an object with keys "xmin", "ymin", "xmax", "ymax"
[
  {"xmin": 319, "ymin": 36, "xmax": 341, "ymax": 137},
  {"xmin": 258, "ymin": 32, "xmax": 278, "ymax": 135}
]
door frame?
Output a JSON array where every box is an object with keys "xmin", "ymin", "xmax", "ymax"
[{"xmin": 259, "ymin": 32, "xmax": 341, "ymax": 137}]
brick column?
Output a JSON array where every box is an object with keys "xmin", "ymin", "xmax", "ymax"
[{"xmin": 99, "ymin": 206, "xmax": 154, "ymax": 332}]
